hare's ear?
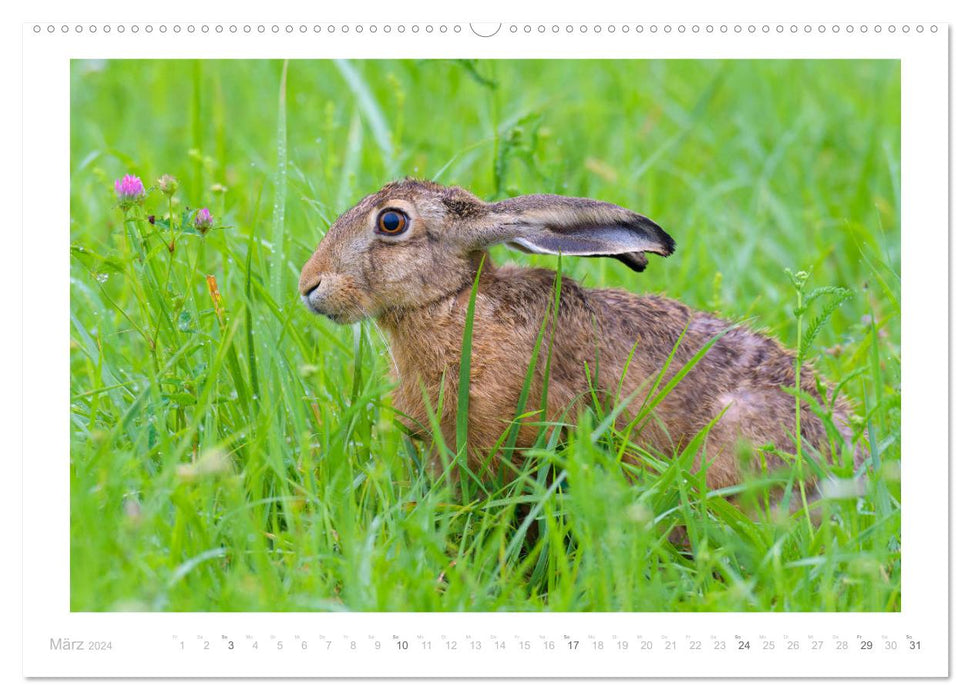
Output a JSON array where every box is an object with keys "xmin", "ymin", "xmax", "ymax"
[{"xmin": 476, "ymin": 194, "xmax": 675, "ymax": 272}]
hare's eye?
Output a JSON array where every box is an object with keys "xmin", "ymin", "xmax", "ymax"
[{"xmin": 376, "ymin": 208, "xmax": 409, "ymax": 236}]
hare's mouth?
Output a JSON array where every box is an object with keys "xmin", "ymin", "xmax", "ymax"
[
  {"xmin": 300, "ymin": 273, "xmax": 368, "ymax": 324},
  {"xmin": 302, "ymin": 294, "xmax": 341, "ymax": 322},
  {"xmin": 302, "ymin": 292, "xmax": 359, "ymax": 325}
]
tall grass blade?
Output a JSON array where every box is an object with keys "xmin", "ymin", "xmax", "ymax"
[
  {"xmin": 334, "ymin": 60, "xmax": 394, "ymax": 168},
  {"xmin": 456, "ymin": 257, "xmax": 487, "ymax": 500},
  {"xmin": 270, "ymin": 60, "xmax": 289, "ymax": 302}
]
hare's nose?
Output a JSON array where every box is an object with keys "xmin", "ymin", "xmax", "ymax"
[
  {"xmin": 299, "ymin": 251, "xmax": 331, "ymax": 297},
  {"xmin": 299, "ymin": 277, "xmax": 321, "ymax": 297}
]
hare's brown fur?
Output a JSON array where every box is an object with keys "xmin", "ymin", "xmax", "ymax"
[{"xmin": 299, "ymin": 180, "xmax": 857, "ymax": 493}]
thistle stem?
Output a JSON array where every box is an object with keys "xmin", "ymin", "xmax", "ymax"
[{"xmin": 793, "ymin": 282, "xmax": 814, "ymax": 537}]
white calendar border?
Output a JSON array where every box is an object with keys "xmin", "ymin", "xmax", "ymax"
[{"xmin": 21, "ymin": 19, "xmax": 949, "ymax": 678}]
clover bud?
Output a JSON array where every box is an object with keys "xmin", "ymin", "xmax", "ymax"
[
  {"xmin": 194, "ymin": 208, "xmax": 214, "ymax": 234},
  {"xmin": 157, "ymin": 174, "xmax": 179, "ymax": 197}
]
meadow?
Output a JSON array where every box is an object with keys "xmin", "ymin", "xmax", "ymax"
[{"xmin": 70, "ymin": 59, "xmax": 901, "ymax": 612}]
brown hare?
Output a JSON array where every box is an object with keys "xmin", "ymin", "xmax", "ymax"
[{"xmin": 299, "ymin": 179, "xmax": 858, "ymax": 500}]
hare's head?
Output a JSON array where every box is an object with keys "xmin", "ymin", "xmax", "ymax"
[{"xmin": 298, "ymin": 179, "xmax": 675, "ymax": 323}]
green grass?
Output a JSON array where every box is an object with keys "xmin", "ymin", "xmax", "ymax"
[{"xmin": 69, "ymin": 59, "xmax": 901, "ymax": 612}]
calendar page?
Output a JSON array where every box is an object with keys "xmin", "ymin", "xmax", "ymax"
[{"xmin": 21, "ymin": 4, "xmax": 950, "ymax": 682}]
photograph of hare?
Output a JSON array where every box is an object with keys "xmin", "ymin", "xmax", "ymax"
[{"xmin": 71, "ymin": 59, "xmax": 900, "ymax": 612}]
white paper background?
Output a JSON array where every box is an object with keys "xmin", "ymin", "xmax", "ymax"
[{"xmin": 9, "ymin": 0, "xmax": 964, "ymax": 695}]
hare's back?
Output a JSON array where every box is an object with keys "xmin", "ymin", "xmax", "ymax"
[{"xmin": 587, "ymin": 286, "xmax": 801, "ymax": 387}]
